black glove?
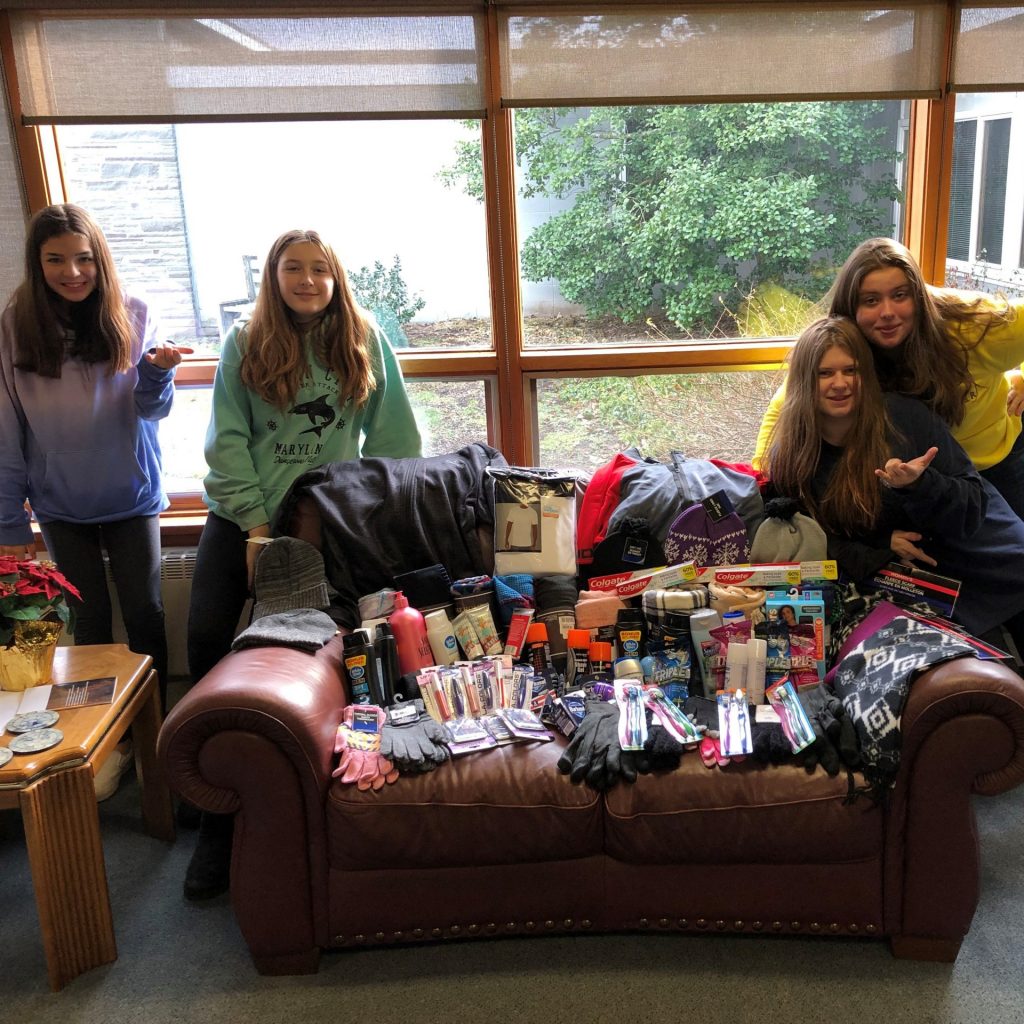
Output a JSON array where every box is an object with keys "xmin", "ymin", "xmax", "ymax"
[
  {"xmin": 818, "ymin": 693, "xmax": 861, "ymax": 769},
  {"xmin": 557, "ymin": 700, "xmax": 637, "ymax": 790},
  {"xmin": 682, "ymin": 695, "xmax": 718, "ymax": 732},
  {"xmin": 750, "ymin": 720, "xmax": 793, "ymax": 765},
  {"xmin": 798, "ymin": 686, "xmax": 841, "ymax": 777},
  {"xmin": 380, "ymin": 700, "xmax": 450, "ymax": 773},
  {"xmin": 638, "ymin": 724, "xmax": 685, "ymax": 773}
]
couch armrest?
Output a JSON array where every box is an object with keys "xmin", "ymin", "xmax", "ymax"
[
  {"xmin": 158, "ymin": 634, "xmax": 347, "ymax": 814},
  {"xmin": 157, "ymin": 634, "xmax": 347, "ymax": 973},
  {"xmin": 899, "ymin": 655, "xmax": 1024, "ymax": 796},
  {"xmin": 885, "ymin": 655, "xmax": 1024, "ymax": 957}
]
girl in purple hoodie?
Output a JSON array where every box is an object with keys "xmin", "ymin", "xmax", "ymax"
[{"xmin": 0, "ymin": 204, "xmax": 188, "ymax": 729}]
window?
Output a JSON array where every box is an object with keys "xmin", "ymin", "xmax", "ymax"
[
  {"xmin": 56, "ymin": 120, "xmax": 492, "ymax": 353},
  {"xmin": 979, "ymin": 117, "xmax": 1011, "ymax": 264},
  {"xmin": 500, "ymin": 102, "xmax": 907, "ymax": 350},
  {"xmin": 55, "ymin": 119, "xmax": 494, "ymax": 484},
  {"xmin": 536, "ymin": 370, "xmax": 781, "ymax": 475},
  {"xmin": 948, "ymin": 119, "xmax": 978, "ymax": 262},
  {"xmin": 6, "ymin": 3, "xmax": 1024, "ymax": 492},
  {"xmin": 945, "ymin": 93, "xmax": 1024, "ymax": 293}
]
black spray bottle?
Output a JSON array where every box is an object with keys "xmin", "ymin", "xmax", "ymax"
[{"xmin": 373, "ymin": 621, "xmax": 400, "ymax": 705}]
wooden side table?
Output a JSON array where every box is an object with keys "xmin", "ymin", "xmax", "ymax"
[{"xmin": 0, "ymin": 644, "xmax": 174, "ymax": 991}]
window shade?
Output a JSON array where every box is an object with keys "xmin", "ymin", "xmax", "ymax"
[
  {"xmin": 953, "ymin": 5, "xmax": 1024, "ymax": 91},
  {"xmin": 0, "ymin": 48, "xmax": 28, "ymax": 299},
  {"xmin": 9, "ymin": 12, "xmax": 487, "ymax": 123},
  {"xmin": 497, "ymin": 4, "xmax": 948, "ymax": 104},
  {"xmin": 978, "ymin": 116, "xmax": 1010, "ymax": 261},
  {"xmin": 947, "ymin": 118, "xmax": 977, "ymax": 261}
]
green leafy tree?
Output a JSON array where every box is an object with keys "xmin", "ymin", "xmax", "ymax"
[
  {"xmin": 348, "ymin": 255, "xmax": 426, "ymax": 350},
  {"xmin": 348, "ymin": 255, "xmax": 426, "ymax": 325},
  {"xmin": 441, "ymin": 103, "xmax": 901, "ymax": 332}
]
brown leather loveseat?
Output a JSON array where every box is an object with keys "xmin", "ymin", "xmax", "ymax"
[{"xmin": 159, "ymin": 628, "xmax": 1024, "ymax": 975}]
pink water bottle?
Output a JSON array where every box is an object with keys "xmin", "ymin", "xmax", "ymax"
[{"xmin": 388, "ymin": 592, "xmax": 435, "ymax": 675}]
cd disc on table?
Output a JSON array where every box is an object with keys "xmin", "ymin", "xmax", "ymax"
[
  {"xmin": 9, "ymin": 728, "xmax": 63, "ymax": 754},
  {"xmin": 6, "ymin": 710, "xmax": 60, "ymax": 734}
]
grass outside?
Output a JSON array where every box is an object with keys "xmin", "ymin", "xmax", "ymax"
[{"xmin": 404, "ymin": 316, "xmax": 782, "ymax": 473}]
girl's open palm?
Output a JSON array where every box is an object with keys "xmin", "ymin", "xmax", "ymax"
[{"xmin": 876, "ymin": 447, "xmax": 938, "ymax": 489}]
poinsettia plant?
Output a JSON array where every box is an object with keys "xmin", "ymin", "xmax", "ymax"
[{"xmin": 0, "ymin": 556, "xmax": 80, "ymax": 647}]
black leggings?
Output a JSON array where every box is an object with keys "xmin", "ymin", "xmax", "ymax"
[
  {"xmin": 40, "ymin": 514, "xmax": 168, "ymax": 710},
  {"xmin": 186, "ymin": 510, "xmax": 251, "ymax": 685}
]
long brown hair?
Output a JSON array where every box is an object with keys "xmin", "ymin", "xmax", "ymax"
[
  {"xmin": 763, "ymin": 317, "xmax": 891, "ymax": 535},
  {"xmin": 826, "ymin": 237, "xmax": 1012, "ymax": 427},
  {"xmin": 9, "ymin": 204, "xmax": 133, "ymax": 377},
  {"xmin": 239, "ymin": 229, "xmax": 374, "ymax": 410}
]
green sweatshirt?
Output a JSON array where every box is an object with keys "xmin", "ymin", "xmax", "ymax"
[{"xmin": 203, "ymin": 317, "xmax": 422, "ymax": 531}]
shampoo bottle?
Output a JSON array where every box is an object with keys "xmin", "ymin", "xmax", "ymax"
[
  {"xmin": 688, "ymin": 607, "xmax": 723, "ymax": 699},
  {"xmin": 389, "ymin": 592, "xmax": 435, "ymax": 676},
  {"xmin": 342, "ymin": 630, "xmax": 384, "ymax": 705}
]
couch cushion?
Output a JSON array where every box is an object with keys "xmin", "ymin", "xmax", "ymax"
[
  {"xmin": 604, "ymin": 756, "xmax": 883, "ymax": 864},
  {"xmin": 327, "ymin": 738, "xmax": 603, "ymax": 871}
]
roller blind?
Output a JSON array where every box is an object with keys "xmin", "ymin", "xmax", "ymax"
[
  {"xmin": 953, "ymin": 5, "xmax": 1024, "ymax": 91},
  {"xmin": 947, "ymin": 118, "xmax": 977, "ymax": 261},
  {"xmin": 8, "ymin": 12, "xmax": 487, "ymax": 123},
  {"xmin": 0, "ymin": 48, "xmax": 28, "ymax": 301},
  {"xmin": 497, "ymin": 4, "xmax": 948, "ymax": 105}
]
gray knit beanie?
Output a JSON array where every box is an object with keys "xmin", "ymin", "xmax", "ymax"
[
  {"xmin": 749, "ymin": 497, "xmax": 828, "ymax": 564},
  {"xmin": 252, "ymin": 537, "xmax": 332, "ymax": 619},
  {"xmin": 232, "ymin": 609, "xmax": 338, "ymax": 652}
]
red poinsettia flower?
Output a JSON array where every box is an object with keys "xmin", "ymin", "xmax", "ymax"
[
  {"xmin": 14, "ymin": 578, "xmax": 46, "ymax": 597},
  {"xmin": 1, "ymin": 557, "xmax": 82, "ymax": 646},
  {"xmin": 44, "ymin": 565, "xmax": 81, "ymax": 600}
]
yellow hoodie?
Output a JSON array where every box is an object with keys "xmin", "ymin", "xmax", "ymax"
[{"xmin": 754, "ymin": 299, "xmax": 1024, "ymax": 472}]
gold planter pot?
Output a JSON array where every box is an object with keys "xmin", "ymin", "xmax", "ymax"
[{"xmin": 0, "ymin": 619, "xmax": 63, "ymax": 692}]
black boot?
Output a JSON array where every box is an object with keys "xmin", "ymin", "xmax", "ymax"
[
  {"xmin": 184, "ymin": 812, "xmax": 233, "ymax": 901},
  {"xmin": 175, "ymin": 799, "xmax": 202, "ymax": 830}
]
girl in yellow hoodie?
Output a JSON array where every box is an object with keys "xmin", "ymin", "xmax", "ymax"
[{"xmin": 754, "ymin": 238, "xmax": 1024, "ymax": 520}]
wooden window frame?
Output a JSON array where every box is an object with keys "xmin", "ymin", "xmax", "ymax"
[{"xmin": 1, "ymin": 4, "xmax": 965, "ymax": 544}]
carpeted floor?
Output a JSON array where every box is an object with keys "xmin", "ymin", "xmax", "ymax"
[{"xmin": 1, "ymin": 775, "xmax": 1022, "ymax": 1024}]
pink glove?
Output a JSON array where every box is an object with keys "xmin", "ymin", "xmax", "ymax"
[{"xmin": 333, "ymin": 706, "xmax": 399, "ymax": 791}]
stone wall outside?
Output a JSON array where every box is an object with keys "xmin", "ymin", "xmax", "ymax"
[{"xmin": 58, "ymin": 125, "xmax": 204, "ymax": 342}]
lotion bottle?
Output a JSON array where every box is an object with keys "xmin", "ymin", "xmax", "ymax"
[
  {"xmin": 424, "ymin": 609, "xmax": 459, "ymax": 666},
  {"xmin": 388, "ymin": 592, "xmax": 435, "ymax": 675}
]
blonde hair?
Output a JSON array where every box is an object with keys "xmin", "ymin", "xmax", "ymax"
[
  {"xmin": 240, "ymin": 229, "xmax": 374, "ymax": 410},
  {"xmin": 764, "ymin": 317, "xmax": 892, "ymax": 535},
  {"xmin": 10, "ymin": 204, "xmax": 133, "ymax": 377},
  {"xmin": 826, "ymin": 237, "xmax": 1013, "ymax": 426}
]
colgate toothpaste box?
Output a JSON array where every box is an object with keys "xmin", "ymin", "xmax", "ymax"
[{"xmin": 588, "ymin": 561, "xmax": 698, "ymax": 598}]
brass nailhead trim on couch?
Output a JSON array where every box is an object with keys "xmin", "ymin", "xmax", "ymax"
[{"xmin": 329, "ymin": 916, "xmax": 880, "ymax": 948}]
